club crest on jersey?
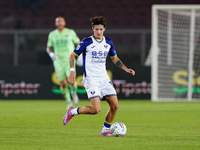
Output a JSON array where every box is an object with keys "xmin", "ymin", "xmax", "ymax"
[
  {"xmin": 76, "ymin": 45, "xmax": 81, "ymax": 50},
  {"xmin": 91, "ymin": 90, "xmax": 95, "ymax": 95},
  {"xmin": 104, "ymin": 45, "xmax": 108, "ymax": 49}
]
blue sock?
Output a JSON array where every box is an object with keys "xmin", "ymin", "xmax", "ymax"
[
  {"xmin": 102, "ymin": 122, "xmax": 111, "ymax": 132},
  {"xmin": 104, "ymin": 122, "xmax": 111, "ymax": 128},
  {"xmin": 77, "ymin": 107, "xmax": 80, "ymax": 114}
]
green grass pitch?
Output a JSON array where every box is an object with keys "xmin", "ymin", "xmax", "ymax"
[{"xmin": 0, "ymin": 100, "xmax": 200, "ymax": 150}]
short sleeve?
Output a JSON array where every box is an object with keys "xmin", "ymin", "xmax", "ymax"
[
  {"xmin": 73, "ymin": 37, "xmax": 93, "ymax": 56},
  {"xmin": 73, "ymin": 41, "xmax": 87, "ymax": 56},
  {"xmin": 107, "ymin": 39, "xmax": 117, "ymax": 58},
  {"xmin": 72, "ymin": 30, "xmax": 80, "ymax": 44},
  {"xmin": 47, "ymin": 33, "xmax": 53, "ymax": 47}
]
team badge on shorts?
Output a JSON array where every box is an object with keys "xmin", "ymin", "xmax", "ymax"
[{"xmin": 91, "ymin": 90, "xmax": 95, "ymax": 95}]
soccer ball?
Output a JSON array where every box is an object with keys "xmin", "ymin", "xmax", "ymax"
[{"xmin": 110, "ymin": 122, "xmax": 127, "ymax": 137}]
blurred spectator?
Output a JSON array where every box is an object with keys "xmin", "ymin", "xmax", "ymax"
[
  {"xmin": 18, "ymin": 0, "xmax": 30, "ymax": 9},
  {"xmin": 15, "ymin": 20, "xmax": 26, "ymax": 51},
  {"xmin": 30, "ymin": 0, "xmax": 44, "ymax": 15},
  {"xmin": 1, "ymin": 12, "xmax": 15, "ymax": 28},
  {"xmin": 15, "ymin": 20, "xmax": 24, "ymax": 29},
  {"xmin": 18, "ymin": 0, "xmax": 44, "ymax": 15}
]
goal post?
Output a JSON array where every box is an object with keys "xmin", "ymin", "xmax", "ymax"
[{"xmin": 151, "ymin": 5, "xmax": 200, "ymax": 101}]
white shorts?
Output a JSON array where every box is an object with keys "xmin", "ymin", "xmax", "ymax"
[{"xmin": 83, "ymin": 79, "xmax": 117, "ymax": 100}]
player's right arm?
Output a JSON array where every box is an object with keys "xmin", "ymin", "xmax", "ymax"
[
  {"xmin": 46, "ymin": 46, "xmax": 53, "ymax": 54},
  {"xmin": 68, "ymin": 39, "xmax": 89, "ymax": 85},
  {"xmin": 46, "ymin": 32, "xmax": 58, "ymax": 61},
  {"xmin": 68, "ymin": 52, "xmax": 77, "ymax": 85}
]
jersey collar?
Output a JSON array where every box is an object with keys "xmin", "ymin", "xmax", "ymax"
[
  {"xmin": 57, "ymin": 28, "xmax": 66, "ymax": 33},
  {"xmin": 92, "ymin": 35, "xmax": 104, "ymax": 43}
]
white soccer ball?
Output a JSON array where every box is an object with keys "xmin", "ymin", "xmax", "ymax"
[{"xmin": 110, "ymin": 122, "xmax": 127, "ymax": 137}]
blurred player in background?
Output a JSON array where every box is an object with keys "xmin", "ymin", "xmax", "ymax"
[
  {"xmin": 46, "ymin": 17, "xmax": 82, "ymax": 109},
  {"xmin": 63, "ymin": 16, "xmax": 135, "ymax": 136}
]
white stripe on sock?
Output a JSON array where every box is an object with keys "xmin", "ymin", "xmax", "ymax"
[{"xmin": 71, "ymin": 108, "xmax": 78, "ymax": 115}]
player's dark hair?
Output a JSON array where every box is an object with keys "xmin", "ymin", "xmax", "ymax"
[{"xmin": 90, "ymin": 16, "xmax": 107, "ymax": 27}]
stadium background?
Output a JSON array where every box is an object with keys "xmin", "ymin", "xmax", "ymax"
[
  {"xmin": 0, "ymin": 0, "xmax": 198, "ymax": 100},
  {"xmin": 1, "ymin": 2, "xmax": 200, "ymax": 150}
]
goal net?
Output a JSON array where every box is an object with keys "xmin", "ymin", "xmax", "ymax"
[{"xmin": 151, "ymin": 5, "xmax": 200, "ymax": 101}]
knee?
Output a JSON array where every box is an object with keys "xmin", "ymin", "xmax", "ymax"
[
  {"xmin": 61, "ymin": 82, "xmax": 66, "ymax": 89},
  {"xmin": 110, "ymin": 103, "xmax": 119, "ymax": 112},
  {"xmin": 92, "ymin": 107, "xmax": 101, "ymax": 114}
]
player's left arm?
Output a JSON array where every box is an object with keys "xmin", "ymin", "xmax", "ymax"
[{"xmin": 111, "ymin": 56, "xmax": 135, "ymax": 76}]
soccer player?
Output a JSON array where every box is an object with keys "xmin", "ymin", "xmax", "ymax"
[
  {"xmin": 63, "ymin": 16, "xmax": 135, "ymax": 136},
  {"xmin": 46, "ymin": 17, "xmax": 81, "ymax": 109}
]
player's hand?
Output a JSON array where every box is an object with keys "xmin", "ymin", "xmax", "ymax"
[
  {"xmin": 68, "ymin": 71, "xmax": 76, "ymax": 85},
  {"xmin": 49, "ymin": 52, "xmax": 58, "ymax": 61},
  {"xmin": 126, "ymin": 69, "xmax": 135, "ymax": 76}
]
